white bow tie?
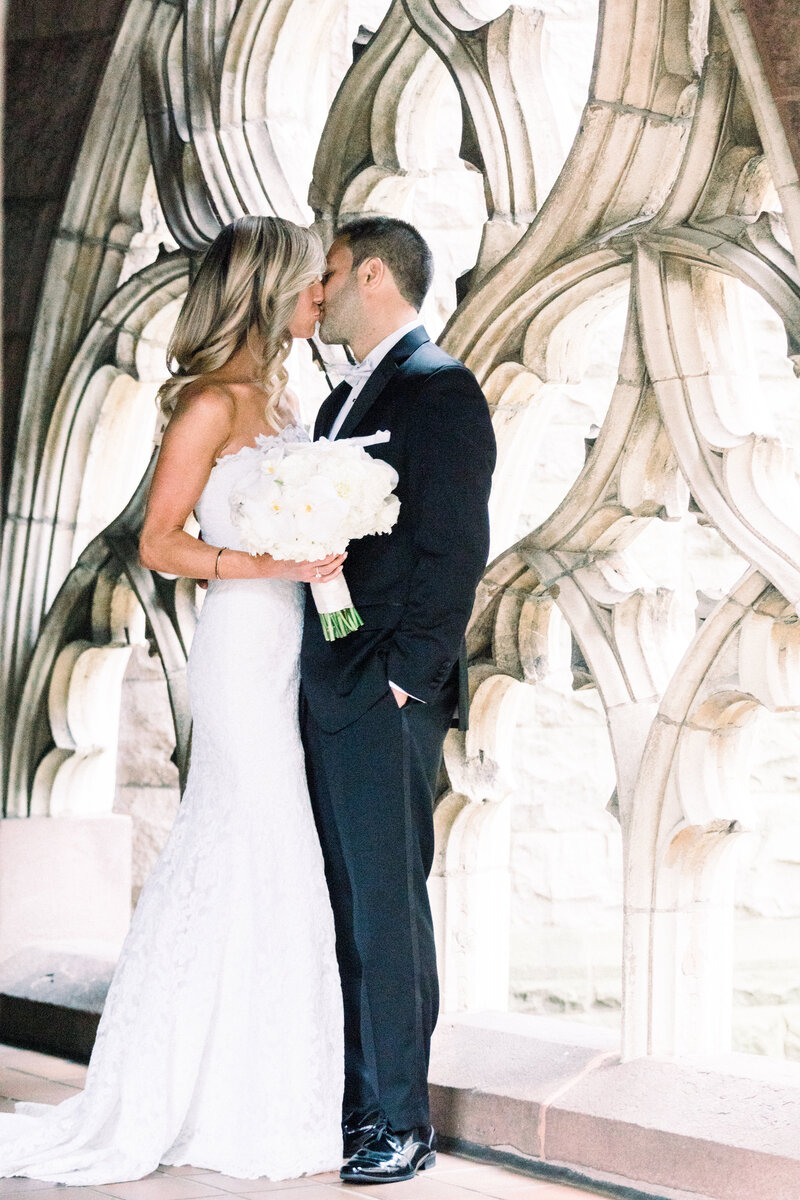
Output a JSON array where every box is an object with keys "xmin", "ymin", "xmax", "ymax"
[{"xmin": 325, "ymin": 359, "xmax": 377, "ymax": 388}]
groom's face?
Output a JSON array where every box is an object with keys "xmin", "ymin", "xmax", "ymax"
[{"xmin": 319, "ymin": 238, "xmax": 362, "ymax": 348}]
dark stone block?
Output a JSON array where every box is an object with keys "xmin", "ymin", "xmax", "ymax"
[
  {"xmin": 6, "ymin": 40, "xmax": 101, "ymax": 197},
  {"xmin": 0, "ymin": 994, "xmax": 98, "ymax": 1064},
  {"xmin": 742, "ymin": 0, "xmax": 800, "ymax": 175},
  {"xmin": 5, "ymin": 4, "xmax": 35, "ymax": 40},
  {"xmin": 5, "ymin": 35, "xmax": 115, "ymax": 199},
  {"xmin": 744, "ymin": 0, "xmax": 800, "ymax": 92},
  {"xmin": 3, "ymin": 7, "xmax": 128, "ymax": 485},
  {"xmin": 33, "ymin": 0, "xmax": 127, "ymax": 37},
  {"xmin": 6, "ymin": 0, "xmax": 126, "ymax": 39},
  {"xmin": 780, "ymin": 98, "xmax": 800, "ymax": 166},
  {"xmin": 2, "ymin": 199, "xmax": 61, "ymax": 510},
  {"xmin": 2, "ymin": 333, "xmax": 27, "ymax": 501},
  {"xmin": 3, "ymin": 199, "xmax": 60, "ymax": 335}
]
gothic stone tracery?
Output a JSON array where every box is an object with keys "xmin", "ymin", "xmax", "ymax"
[{"xmin": 2, "ymin": 0, "xmax": 800, "ymax": 1071}]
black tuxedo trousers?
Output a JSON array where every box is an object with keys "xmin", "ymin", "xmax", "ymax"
[{"xmin": 301, "ymin": 682, "xmax": 453, "ymax": 1129}]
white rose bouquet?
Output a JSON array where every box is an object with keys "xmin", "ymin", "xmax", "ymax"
[{"xmin": 230, "ymin": 432, "xmax": 400, "ymax": 640}]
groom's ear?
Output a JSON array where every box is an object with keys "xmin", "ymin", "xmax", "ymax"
[{"xmin": 358, "ymin": 256, "xmax": 386, "ymax": 290}]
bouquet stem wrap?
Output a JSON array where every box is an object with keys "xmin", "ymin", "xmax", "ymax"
[{"xmin": 310, "ymin": 575, "xmax": 364, "ymax": 641}]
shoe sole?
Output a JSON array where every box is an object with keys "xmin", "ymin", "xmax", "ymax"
[{"xmin": 340, "ymin": 1150, "xmax": 436, "ymax": 1184}]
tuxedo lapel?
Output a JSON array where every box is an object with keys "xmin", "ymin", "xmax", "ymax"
[
  {"xmin": 314, "ymin": 380, "xmax": 352, "ymax": 439},
  {"xmin": 336, "ymin": 326, "xmax": 430, "ymax": 441}
]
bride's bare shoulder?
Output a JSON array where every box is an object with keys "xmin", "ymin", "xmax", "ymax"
[
  {"xmin": 173, "ymin": 379, "xmax": 237, "ymax": 418},
  {"xmin": 167, "ymin": 381, "xmax": 236, "ymax": 435},
  {"xmin": 158, "ymin": 383, "xmax": 237, "ymax": 467}
]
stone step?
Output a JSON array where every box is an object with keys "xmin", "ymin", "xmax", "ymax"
[
  {"xmin": 430, "ymin": 1012, "xmax": 800, "ymax": 1200},
  {"xmin": 0, "ymin": 945, "xmax": 113, "ymax": 1064}
]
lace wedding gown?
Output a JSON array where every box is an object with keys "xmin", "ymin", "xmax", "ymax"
[{"xmin": 0, "ymin": 427, "xmax": 344, "ymax": 1184}]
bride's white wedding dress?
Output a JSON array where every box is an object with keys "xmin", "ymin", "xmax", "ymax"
[{"xmin": 0, "ymin": 426, "xmax": 344, "ymax": 1184}]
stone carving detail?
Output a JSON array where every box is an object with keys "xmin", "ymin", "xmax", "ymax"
[
  {"xmin": 401, "ymin": 0, "xmax": 542, "ymax": 272},
  {"xmin": 625, "ymin": 573, "xmax": 800, "ymax": 1057},
  {"xmin": 34, "ymin": 575, "xmax": 145, "ymax": 820},
  {"xmin": 421, "ymin": 0, "xmax": 800, "ymax": 1045},
  {"xmin": 1, "ymin": 0, "xmax": 799, "ymax": 1067}
]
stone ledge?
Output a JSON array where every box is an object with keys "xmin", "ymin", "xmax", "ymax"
[
  {"xmin": 0, "ymin": 815, "xmax": 132, "ymax": 964},
  {"xmin": 429, "ymin": 1012, "xmax": 800, "ymax": 1200}
]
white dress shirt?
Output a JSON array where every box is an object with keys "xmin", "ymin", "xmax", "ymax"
[
  {"xmin": 328, "ymin": 318, "xmax": 424, "ymax": 441},
  {"xmin": 328, "ymin": 318, "xmax": 426, "ymax": 703}
]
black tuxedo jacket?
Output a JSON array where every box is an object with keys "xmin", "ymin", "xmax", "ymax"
[{"xmin": 300, "ymin": 327, "xmax": 496, "ymax": 733}]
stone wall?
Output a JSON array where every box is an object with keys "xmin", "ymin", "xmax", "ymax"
[
  {"xmin": 509, "ymin": 681, "xmax": 621, "ymax": 1022},
  {"xmin": 733, "ymin": 708, "xmax": 800, "ymax": 1058},
  {"xmin": 507, "ymin": 281, "xmax": 800, "ymax": 1058},
  {"xmin": 509, "ymin": 691, "xmax": 800, "ymax": 1059}
]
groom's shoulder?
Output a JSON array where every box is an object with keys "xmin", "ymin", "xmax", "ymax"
[
  {"xmin": 400, "ymin": 342, "xmax": 493, "ymax": 444},
  {"xmin": 402, "ymin": 340, "xmax": 479, "ymax": 388}
]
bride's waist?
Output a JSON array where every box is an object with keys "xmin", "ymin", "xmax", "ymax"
[
  {"xmin": 204, "ymin": 577, "xmax": 302, "ymax": 597},
  {"xmin": 193, "ymin": 578, "xmax": 303, "ymax": 645},
  {"xmin": 197, "ymin": 579, "xmax": 303, "ymax": 620}
]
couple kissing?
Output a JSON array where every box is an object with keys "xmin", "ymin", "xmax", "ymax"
[{"xmin": 0, "ymin": 215, "xmax": 496, "ymax": 1187}]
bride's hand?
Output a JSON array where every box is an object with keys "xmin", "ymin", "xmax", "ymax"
[{"xmin": 257, "ymin": 552, "xmax": 347, "ymax": 583}]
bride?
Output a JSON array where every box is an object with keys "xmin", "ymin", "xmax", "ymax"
[{"xmin": 0, "ymin": 216, "xmax": 346, "ymax": 1183}]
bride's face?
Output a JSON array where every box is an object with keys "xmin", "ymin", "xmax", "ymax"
[{"xmin": 288, "ymin": 279, "xmax": 324, "ymax": 339}]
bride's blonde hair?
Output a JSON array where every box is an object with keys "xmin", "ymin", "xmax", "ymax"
[{"xmin": 157, "ymin": 215, "xmax": 325, "ymax": 423}]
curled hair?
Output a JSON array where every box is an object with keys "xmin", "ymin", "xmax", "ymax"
[{"xmin": 157, "ymin": 215, "xmax": 325, "ymax": 424}]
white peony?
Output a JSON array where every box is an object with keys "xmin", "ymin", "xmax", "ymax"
[
  {"xmin": 229, "ymin": 433, "xmax": 401, "ymax": 640},
  {"xmin": 230, "ymin": 437, "xmax": 400, "ymax": 561}
]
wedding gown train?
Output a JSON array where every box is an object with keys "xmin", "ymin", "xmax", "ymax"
[{"xmin": 0, "ymin": 427, "xmax": 344, "ymax": 1183}]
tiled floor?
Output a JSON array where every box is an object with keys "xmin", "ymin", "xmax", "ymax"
[{"xmin": 0, "ymin": 1046, "xmax": 601, "ymax": 1200}]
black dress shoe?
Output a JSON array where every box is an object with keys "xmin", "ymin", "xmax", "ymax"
[
  {"xmin": 342, "ymin": 1109, "xmax": 385, "ymax": 1157},
  {"xmin": 340, "ymin": 1124, "xmax": 436, "ymax": 1183}
]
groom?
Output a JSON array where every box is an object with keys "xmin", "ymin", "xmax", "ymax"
[{"xmin": 300, "ymin": 217, "xmax": 496, "ymax": 1183}]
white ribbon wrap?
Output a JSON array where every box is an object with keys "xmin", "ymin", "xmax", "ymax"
[{"xmin": 310, "ymin": 574, "xmax": 354, "ymax": 615}]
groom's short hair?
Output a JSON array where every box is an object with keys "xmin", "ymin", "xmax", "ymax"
[{"xmin": 336, "ymin": 216, "xmax": 433, "ymax": 311}]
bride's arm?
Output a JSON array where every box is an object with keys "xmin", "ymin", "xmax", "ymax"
[
  {"xmin": 140, "ymin": 388, "xmax": 260, "ymax": 580},
  {"xmin": 139, "ymin": 389, "xmax": 343, "ymax": 583}
]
